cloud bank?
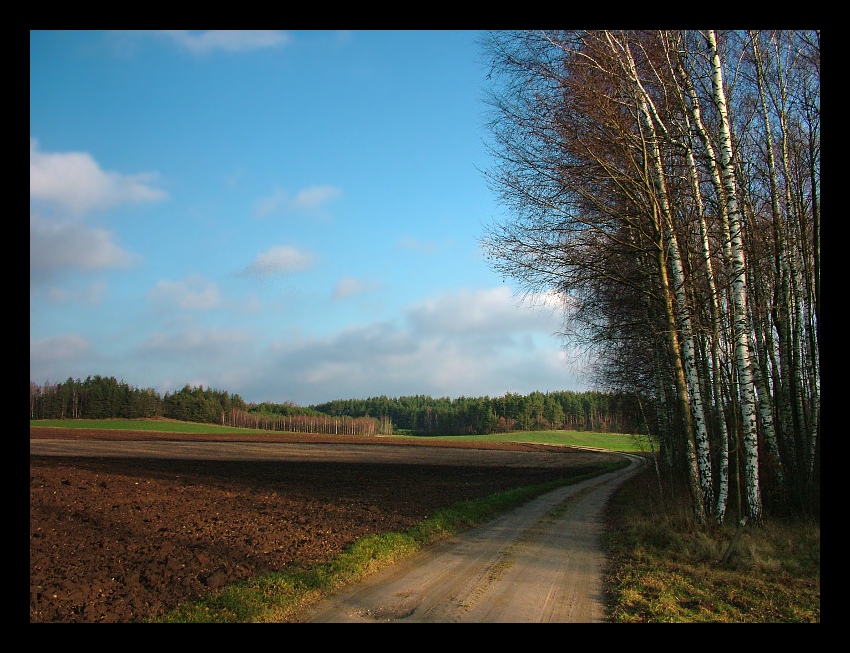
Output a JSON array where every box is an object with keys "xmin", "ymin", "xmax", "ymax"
[{"xmin": 30, "ymin": 286, "xmax": 582, "ymax": 406}]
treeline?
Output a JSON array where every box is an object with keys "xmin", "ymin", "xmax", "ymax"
[
  {"xmin": 29, "ymin": 377, "xmax": 391, "ymax": 436},
  {"xmin": 311, "ymin": 390, "xmax": 645, "ymax": 435},
  {"xmin": 29, "ymin": 375, "xmax": 164, "ymax": 421},
  {"xmin": 29, "ymin": 376, "xmax": 646, "ymax": 436}
]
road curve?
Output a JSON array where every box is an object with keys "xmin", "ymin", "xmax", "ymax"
[{"xmin": 298, "ymin": 453, "xmax": 646, "ymax": 623}]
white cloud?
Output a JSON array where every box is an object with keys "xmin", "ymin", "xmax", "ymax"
[
  {"xmin": 139, "ymin": 326, "xmax": 254, "ymax": 356},
  {"xmin": 230, "ymin": 287, "xmax": 579, "ymax": 404},
  {"xmin": 147, "ymin": 276, "xmax": 222, "ymax": 311},
  {"xmin": 254, "ymin": 189, "xmax": 289, "ymax": 217},
  {"xmin": 396, "ymin": 236, "xmax": 437, "ymax": 253},
  {"xmin": 332, "ymin": 277, "xmax": 383, "ymax": 300},
  {"xmin": 406, "ymin": 286, "xmax": 560, "ymax": 336},
  {"xmin": 30, "ymin": 138, "xmax": 166, "ymax": 216},
  {"xmin": 30, "ymin": 214, "xmax": 142, "ymax": 285},
  {"xmin": 30, "ymin": 334, "xmax": 91, "ymax": 364},
  {"xmin": 154, "ymin": 30, "xmax": 291, "ymax": 55},
  {"xmin": 239, "ymin": 246, "xmax": 317, "ymax": 280},
  {"xmin": 47, "ymin": 281, "xmax": 108, "ymax": 305},
  {"xmin": 31, "ymin": 287, "xmax": 584, "ymax": 407},
  {"xmin": 255, "ymin": 185, "xmax": 341, "ymax": 217},
  {"xmin": 133, "ymin": 326, "xmax": 258, "ymax": 395},
  {"xmin": 291, "ymin": 185, "xmax": 341, "ymax": 209}
]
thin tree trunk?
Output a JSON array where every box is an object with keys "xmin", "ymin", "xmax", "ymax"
[
  {"xmin": 707, "ymin": 29, "xmax": 762, "ymax": 523},
  {"xmin": 746, "ymin": 31, "xmax": 788, "ymax": 490},
  {"xmin": 614, "ymin": 31, "xmax": 714, "ymax": 520}
]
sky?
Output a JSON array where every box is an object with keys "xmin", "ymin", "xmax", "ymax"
[{"xmin": 30, "ymin": 30, "xmax": 590, "ymax": 407}]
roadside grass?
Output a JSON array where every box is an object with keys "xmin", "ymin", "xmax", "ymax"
[
  {"xmin": 31, "ymin": 419, "xmax": 819, "ymax": 622},
  {"xmin": 602, "ymin": 465, "xmax": 820, "ymax": 623},
  {"xmin": 145, "ymin": 464, "xmax": 626, "ymax": 623}
]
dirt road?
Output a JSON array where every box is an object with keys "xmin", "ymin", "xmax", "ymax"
[{"xmin": 299, "ymin": 454, "xmax": 645, "ymax": 623}]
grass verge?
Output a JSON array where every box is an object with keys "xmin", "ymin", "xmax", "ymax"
[{"xmin": 601, "ymin": 464, "xmax": 820, "ymax": 623}]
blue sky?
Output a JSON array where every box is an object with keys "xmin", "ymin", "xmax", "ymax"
[{"xmin": 30, "ymin": 30, "xmax": 588, "ymax": 406}]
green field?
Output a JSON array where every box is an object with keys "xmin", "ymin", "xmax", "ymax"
[
  {"xmin": 31, "ymin": 418, "xmax": 270, "ymax": 434},
  {"xmin": 408, "ymin": 430, "xmax": 650, "ymax": 452},
  {"xmin": 30, "ymin": 418, "xmax": 649, "ymax": 452}
]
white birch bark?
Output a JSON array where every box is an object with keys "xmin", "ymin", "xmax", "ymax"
[
  {"xmin": 654, "ymin": 219, "xmax": 705, "ymax": 521},
  {"xmin": 611, "ymin": 31, "xmax": 714, "ymax": 518},
  {"xmin": 747, "ymin": 277, "xmax": 784, "ymax": 486},
  {"xmin": 664, "ymin": 221, "xmax": 715, "ymax": 514},
  {"xmin": 782, "ymin": 110, "xmax": 813, "ymax": 481},
  {"xmin": 686, "ymin": 138, "xmax": 731, "ymax": 522},
  {"xmin": 750, "ymin": 30, "xmax": 820, "ymax": 491},
  {"xmin": 707, "ymin": 30, "xmax": 762, "ymax": 523},
  {"xmin": 746, "ymin": 31, "xmax": 788, "ymax": 487},
  {"xmin": 668, "ymin": 56, "xmax": 733, "ymax": 521}
]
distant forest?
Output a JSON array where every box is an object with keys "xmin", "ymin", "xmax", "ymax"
[{"xmin": 29, "ymin": 375, "xmax": 649, "ymax": 437}]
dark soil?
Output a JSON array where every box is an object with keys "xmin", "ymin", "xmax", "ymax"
[{"xmin": 30, "ymin": 427, "xmax": 614, "ymax": 623}]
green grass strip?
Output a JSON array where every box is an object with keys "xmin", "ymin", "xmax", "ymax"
[{"xmin": 31, "ymin": 418, "xmax": 651, "ymax": 451}]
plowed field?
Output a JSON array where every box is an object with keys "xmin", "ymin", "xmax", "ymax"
[{"xmin": 30, "ymin": 428, "xmax": 615, "ymax": 623}]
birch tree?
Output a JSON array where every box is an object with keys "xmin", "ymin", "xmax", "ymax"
[{"xmin": 479, "ymin": 29, "xmax": 819, "ymax": 524}]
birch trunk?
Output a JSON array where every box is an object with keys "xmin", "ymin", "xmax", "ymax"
[
  {"xmin": 685, "ymin": 143, "xmax": 731, "ymax": 523},
  {"xmin": 707, "ymin": 30, "xmax": 762, "ymax": 524},
  {"xmin": 663, "ymin": 220, "xmax": 714, "ymax": 516},
  {"xmin": 612, "ymin": 31, "xmax": 715, "ymax": 519},
  {"xmin": 746, "ymin": 31, "xmax": 788, "ymax": 487},
  {"xmin": 655, "ymin": 220, "xmax": 704, "ymax": 521},
  {"xmin": 750, "ymin": 30, "xmax": 820, "ymax": 500},
  {"xmin": 671, "ymin": 60, "xmax": 732, "ymax": 521},
  {"xmin": 624, "ymin": 46, "xmax": 711, "ymax": 520}
]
